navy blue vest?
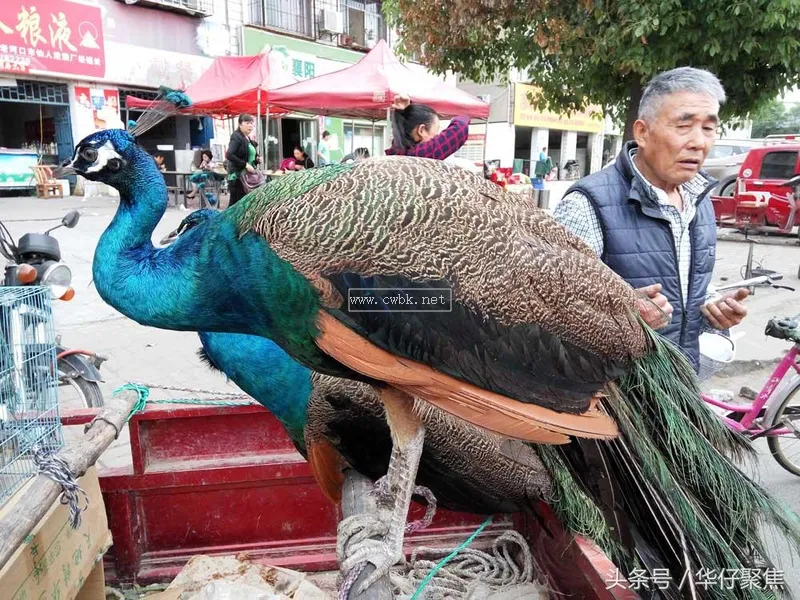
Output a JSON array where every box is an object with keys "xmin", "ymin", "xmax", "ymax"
[{"xmin": 566, "ymin": 142, "xmax": 717, "ymax": 371}]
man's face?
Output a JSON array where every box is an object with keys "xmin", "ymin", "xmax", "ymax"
[{"xmin": 634, "ymin": 91, "xmax": 719, "ymax": 187}]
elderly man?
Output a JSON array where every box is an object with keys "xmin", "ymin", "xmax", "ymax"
[{"xmin": 553, "ymin": 67, "xmax": 747, "ymax": 372}]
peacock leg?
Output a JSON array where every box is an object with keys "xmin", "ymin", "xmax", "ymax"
[
  {"xmin": 338, "ymin": 387, "xmax": 425, "ymax": 594},
  {"xmin": 372, "ymin": 477, "xmax": 438, "ymax": 533}
]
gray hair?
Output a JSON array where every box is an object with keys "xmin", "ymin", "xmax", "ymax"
[{"xmin": 638, "ymin": 67, "xmax": 726, "ymax": 122}]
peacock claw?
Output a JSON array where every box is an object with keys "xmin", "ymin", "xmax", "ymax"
[
  {"xmin": 340, "ymin": 538, "xmax": 405, "ymax": 595},
  {"xmin": 336, "ymin": 511, "xmax": 391, "ymax": 564}
]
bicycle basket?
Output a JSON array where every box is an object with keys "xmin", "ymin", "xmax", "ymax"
[{"xmin": 698, "ymin": 331, "xmax": 736, "ymax": 381}]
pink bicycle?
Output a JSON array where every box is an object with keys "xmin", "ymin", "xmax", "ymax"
[{"xmin": 700, "ymin": 277, "xmax": 800, "ymax": 476}]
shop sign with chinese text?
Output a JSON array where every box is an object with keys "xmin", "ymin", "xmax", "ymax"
[{"xmin": 0, "ymin": 0, "xmax": 105, "ymax": 77}]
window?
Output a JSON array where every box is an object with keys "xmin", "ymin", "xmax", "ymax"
[
  {"xmin": 343, "ymin": 0, "xmax": 387, "ymax": 47},
  {"xmin": 759, "ymin": 151, "xmax": 798, "ymax": 180},
  {"xmin": 707, "ymin": 145, "xmax": 735, "ymax": 159},
  {"xmin": 247, "ymin": 0, "xmax": 312, "ymax": 38},
  {"xmin": 343, "ymin": 123, "xmax": 385, "ymax": 157}
]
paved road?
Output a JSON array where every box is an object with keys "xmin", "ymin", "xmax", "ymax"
[{"xmin": 2, "ymin": 193, "xmax": 799, "ymax": 591}]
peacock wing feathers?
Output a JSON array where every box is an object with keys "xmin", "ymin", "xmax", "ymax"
[{"xmin": 234, "ymin": 158, "xmax": 647, "ymax": 442}]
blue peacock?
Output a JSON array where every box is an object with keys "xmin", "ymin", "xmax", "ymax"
[
  {"xmin": 62, "ymin": 127, "xmax": 800, "ymax": 598},
  {"xmin": 162, "ymin": 211, "xmax": 551, "ymax": 518}
]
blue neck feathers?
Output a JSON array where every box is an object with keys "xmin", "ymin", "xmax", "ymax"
[{"xmin": 199, "ymin": 332, "xmax": 311, "ymax": 448}]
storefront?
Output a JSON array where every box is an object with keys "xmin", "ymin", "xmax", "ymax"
[
  {"xmin": 0, "ymin": 0, "xmax": 106, "ymax": 190},
  {"xmin": 243, "ymin": 27, "xmax": 390, "ymax": 169},
  {"xmin": 1, "ymin": 0, "xmax": 218, "ymax": 192},
  {"xmin": 512, "ymin": 83, "xmax": 606, "ymax": 179}
]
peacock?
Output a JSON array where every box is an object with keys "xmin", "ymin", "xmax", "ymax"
[
  {"xmin": 162, "ymin": 210, "xmax": 551, "ymax": 518},
  {"xmin": 63, "ymin": 128, "xmax": 800, "ymax": 598}
]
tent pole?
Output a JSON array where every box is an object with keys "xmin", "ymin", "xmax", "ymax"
[
  {"xmin": 386, "ymin": 107, "xmax": 391, "ymax": 155},
  {"xmin": 482, "ymin": 118, "xmax": 488, "ymax": 166},
  {"xmin": 256, "ymin": 88, "xmax": 262, "ymax": 154},
  {"xmin": 265, "ymin": 106, "xmax": 271, "ymax": 169},
  {"xmin": 371, "ymin": 120, "xmax": 375, "ymax": 156}
]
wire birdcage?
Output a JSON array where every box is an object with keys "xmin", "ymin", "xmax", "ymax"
[{"xmin": 0, "ymin": 286, "xmax": 63, "ymax": 503}]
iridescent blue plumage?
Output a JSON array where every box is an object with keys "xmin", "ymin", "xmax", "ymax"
[
  {"xmin": 78, "ymin": 129, "xmax": 347, "ymax": 378},
  {"xmin": 198, "ymin": 331, "xmax": 310, "ymax": 451}
]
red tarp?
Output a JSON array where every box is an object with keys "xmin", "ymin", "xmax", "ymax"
[
  {"xmin": 125, "ymin": 52, "xmax": 296, "ymax": 117},
  {"xmin": 268, "ymin": 40, "xmax": 490, "ymax": 120}
]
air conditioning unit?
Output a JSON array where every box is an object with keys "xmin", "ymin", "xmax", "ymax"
[{"xmin": 320, "ymin": 9, "xmax": 344, "ymax": 34}]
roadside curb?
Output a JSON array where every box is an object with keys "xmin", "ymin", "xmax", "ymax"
[
  {"xmin": 712, "ymin": 356, "xmax": 783, "ymax": 378},
  {"xmin": 717, "ymin": 232, "xmax": 800, "ymax": 247}
]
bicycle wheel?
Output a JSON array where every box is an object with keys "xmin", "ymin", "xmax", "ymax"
[
  {"xmin": 58, "ymin": 358, "xmax": 105, "ymax": 409},
  {"xmin": 767, "ymin": 383, "xmax": 800, "ymax": 476}
]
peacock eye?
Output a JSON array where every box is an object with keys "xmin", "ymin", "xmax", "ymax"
[{"xmin": 80, "ymin": 147, "xmax": 98, "ymax": 162}]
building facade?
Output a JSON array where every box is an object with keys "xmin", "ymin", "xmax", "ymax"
[
  {"xmin": 0, "ymin": 0, "xmax": 446, "ymax": 187},
  {"xmin": 454, "ymin": 75, "xmax": 623, "ymax": 179}
]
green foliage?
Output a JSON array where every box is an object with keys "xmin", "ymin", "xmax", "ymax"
[
  {"xmin": 384, "ymin": 0, "xmax": 800, "ymax": 135},
  {"xmin": 750, "ymin": 98, "xmax": 800, "ymax": 138}
]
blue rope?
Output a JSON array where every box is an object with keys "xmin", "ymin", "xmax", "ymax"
[
  {"xmin": 410, "ymin": 516, "xmax": 494, "ymax": 599},
  {"xmin": 113, "ymin": 383, "xmax": 149, "ymax": 422},
  {"xmin": 112, "ymin": 383, "xmax": 256, "ymax": 422}
]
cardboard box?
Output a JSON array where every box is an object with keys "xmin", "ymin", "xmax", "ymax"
[{"xmin": 0, "ymin": 466, "xmax": 113, "ymax": 600}]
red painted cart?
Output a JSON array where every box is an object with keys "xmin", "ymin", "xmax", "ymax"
[{"xmin": 61, "ymin": 403, "xmax": 636, "ymax": 599}]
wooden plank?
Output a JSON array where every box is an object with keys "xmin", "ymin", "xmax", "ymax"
[{"xmin": 0, "ymin": 389, "xmax": 139, "ymax": 567}]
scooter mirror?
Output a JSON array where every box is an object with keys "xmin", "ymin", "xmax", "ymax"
[{"xmin": 62, "ymin": 210, "xmax": 80, "ymax": 229}]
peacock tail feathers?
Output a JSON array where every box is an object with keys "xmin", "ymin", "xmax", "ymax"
[{"xmin": 540, "ymin": 325, "xmax": 800, "ymax": 599}]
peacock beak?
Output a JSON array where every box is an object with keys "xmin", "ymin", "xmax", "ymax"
[
  {"xmin": 159, "ymin": 229, "xmax": 180, "ymax": 246},
  {"xmin": 52, "ymin": 158, "xmax": 78, "ymax": 179}
]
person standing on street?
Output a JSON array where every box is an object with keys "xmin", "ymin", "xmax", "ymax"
[
  {"xmin": 317, "ymin": 130, "xmax": 332, "ymax": 166},
  {"xmin": 225, "ymin": 114, "xmax": 259, "ymax": 207},
  {"xmin": 553, "ymin": 67, "xmax": 748, "ymax": 373}
]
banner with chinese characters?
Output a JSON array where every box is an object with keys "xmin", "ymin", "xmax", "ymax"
[{"xmin": 0, "ymin": 0, "xmax": 105, "ymax": 77}]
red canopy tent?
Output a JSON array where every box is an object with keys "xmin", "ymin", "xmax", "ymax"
[
  {"xmin": 124, "ymin": 52, "xmax": 296, "ymax": 118},
  {"xmin": 268, "ymin": 40, "xmax": 489, "ymax": 121}
]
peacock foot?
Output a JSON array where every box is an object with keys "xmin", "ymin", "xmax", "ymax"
[
  {"xmin": 336, "ymin": 509, "xmax": 391, "ymax": 563},
  {"xmin": 339, "ymin": 534, "xmax": 406, "ymax": 595},
  {"xmin": 338, "ymin": 425, "xmax": 427, "ymax": 596}
]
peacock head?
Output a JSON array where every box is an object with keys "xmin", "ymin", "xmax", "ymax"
[{"xmin": 61, "ymin": 129, "xmax": 153, "ymax": 192}]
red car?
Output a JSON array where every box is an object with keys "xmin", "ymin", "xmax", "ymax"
[{"xmin": 712, "ymin": 142, "xmax": 800, "ymax": 232}]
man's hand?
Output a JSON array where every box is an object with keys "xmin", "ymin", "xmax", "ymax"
[
  {"xmin": 634, "ymin": 283, "xmax": 673, "ymax": 330},
  {"xmin": 702, "ymin": 288, "xmax": 749, "ymax": 330}
]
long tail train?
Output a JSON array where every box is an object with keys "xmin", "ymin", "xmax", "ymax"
[{"xmin": 538, "ymin": 326, "xmax": 800, "ymax": 600}]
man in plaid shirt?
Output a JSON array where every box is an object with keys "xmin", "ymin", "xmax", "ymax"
[{"xmin": 553, "ymin": 67, "xmax": 748, "ymax": 372}]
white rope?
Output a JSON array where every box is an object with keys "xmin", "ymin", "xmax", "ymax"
[
  {"xmin": 31, "ymin": 443, "xmax": 89, "ymax": 529},
  {"xmin": 130, "ymin": 381, "xmax": 250, "ymax": 399},
  {"xmin": 391, "ymin": 530, "xmax": 541, "ymax": 600}
]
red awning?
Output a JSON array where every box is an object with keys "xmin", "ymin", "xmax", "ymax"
[
  {"xmin": 268, "ymin": 40, "xmax": 489, "ymax": 120},
  {"xmin": 125, "ymin": 52, "xmax": 295, "ymax": 117}
]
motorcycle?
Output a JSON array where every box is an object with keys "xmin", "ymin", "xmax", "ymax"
[{"xmin": 1, "ymin": 210, "xmax": 106, "ymax": 408}]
